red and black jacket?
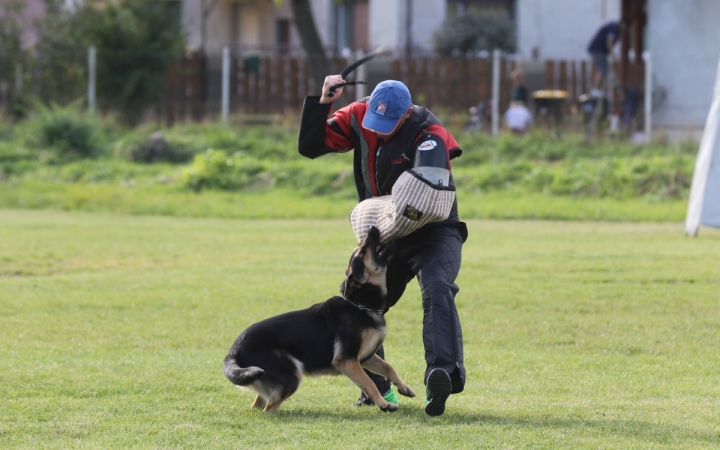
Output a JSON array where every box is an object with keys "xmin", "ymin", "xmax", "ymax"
[{"xmin": 298, "ymin": 96, "xmax": 462, "ymax": 220}]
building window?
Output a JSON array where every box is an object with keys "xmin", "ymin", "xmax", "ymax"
[
  {"xmin": 448, "ymin": 0, "xmax": 516, "ymax": 19},
  {"xmin": 276, "ymin": 19, "xmax": 290, "ymax": 52},
  {"xmin": 334, "ymin": 2, "xmax": 354, "ymax": 50}
]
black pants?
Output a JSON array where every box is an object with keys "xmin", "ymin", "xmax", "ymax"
[{"xmin": 367, "ymin": 224, "xmax": 466, "ymax": 395}]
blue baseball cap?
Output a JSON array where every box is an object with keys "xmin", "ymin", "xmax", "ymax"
[{"xmin": 362, "ymin": 80, "xmax": 412, "ymax": 135}]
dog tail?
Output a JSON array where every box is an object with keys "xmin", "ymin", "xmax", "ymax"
[{"xmin": 223, "ymin": 356, "xmax": 264, "ymax": 386}]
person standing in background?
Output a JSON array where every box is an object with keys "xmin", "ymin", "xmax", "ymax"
[
  {"xmin": 510, "ymin": 69, "xmax": 529, "ymax": 106},
  {"xmin": 587, "ymin": 19, "xmax": 628, "ymax": 97}
]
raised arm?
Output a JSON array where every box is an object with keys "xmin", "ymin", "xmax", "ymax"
[{"xmin": 298, "ymin": 75, "xmax": 357, "ymax": 159}]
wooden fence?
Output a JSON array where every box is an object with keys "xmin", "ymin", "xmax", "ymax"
[
  {"xmin": 390, "ymin": 58, "xmax": 510, "ymax": 112},
  {"xmin": 161, "ymin": 52, "xmax": 645, "ymax": 124},
  {"xmin": 544, "ymin": 59, "xmax": 645, "ymax": 103}
]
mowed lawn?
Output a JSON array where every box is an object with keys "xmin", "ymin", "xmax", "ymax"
[{"xmin": 1, "ymin": 209, "xmax": 719, "ymax": 449}]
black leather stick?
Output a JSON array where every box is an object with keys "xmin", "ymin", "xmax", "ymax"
[{"xmin": 327, "ymin": 48, "xmax": 385, "ymax": 98}]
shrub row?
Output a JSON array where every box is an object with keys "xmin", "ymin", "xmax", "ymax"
[
  {"xmin": 455, "ymin": 154, "xmax": 694, "ymax": 199},
  {"xmin": 0, "ymin": 105, "xmax": 699, "ymax": 200},
  {"xmin": 454, "ymin": 131, "xmax": 697, "ymax": 165},
  {"xmin": 178, "ymin": 150, "xmax": 694, "ymax": 200},
  {"xmin": 180, "ymin": 149, "xmax": 355, "ymax": 196}
]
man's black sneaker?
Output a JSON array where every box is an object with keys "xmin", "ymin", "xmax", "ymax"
[{"xmin": 424, "ymin": 368, "xmax": 452, "ymax": 416}]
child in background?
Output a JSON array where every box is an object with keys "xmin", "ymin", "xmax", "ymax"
[{"xmin": 504, "ymin": 101, "xmax": 533, "ymax": 135}]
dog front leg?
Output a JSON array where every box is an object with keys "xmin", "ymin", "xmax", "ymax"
[
  {"xmin": 361, "ymin": 354, "xmax": 416, "ymax": 398},
  {"xmin": 334, "ymin": 358, "xmax": 398, "ymax": 412},
  {"xmin": 251, "ymin": 394, "xmax": 267, "ymax": 409}
]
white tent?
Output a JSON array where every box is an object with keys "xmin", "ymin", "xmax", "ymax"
[{"xmin": 686, "ymin": 55, "xmax": 720, "ymax": 236}]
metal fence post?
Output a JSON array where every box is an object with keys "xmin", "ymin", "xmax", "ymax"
[
  {"xmin": 15, "ymin": 64, "xmax": 22, "ymax": 92},
  {"xmin": 643, "ymin": 50, "xmax": 652, "ymax": 142},
  {"xmin": 222, "ymin": 45, "xmax": 231, "ymax": 124},
  {"xmin": 491, "ymin": 49, "xmax": 500, "ymax": 137},
  {"xmin": 88, "ymin": 46, "xmax": 96, "ymax": 112}
]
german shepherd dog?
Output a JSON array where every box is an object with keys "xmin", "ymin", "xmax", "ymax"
[{"xmin": 223, "ymin": 226, "xmax": 415, "ymax": 412}]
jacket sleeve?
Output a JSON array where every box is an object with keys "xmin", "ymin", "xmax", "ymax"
[{"xmin": 298, "ymin": 96, "xmax": 356, "ymax": 159}]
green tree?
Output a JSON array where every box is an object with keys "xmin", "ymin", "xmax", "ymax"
[
  {"xmin": 0, "ymin": 0, "xmax": 23, "ymax": 81},
  {"xmin": 433, "ymin": 13, "xmax": 515, "ymax": 55},
  {"xmin": 0, "ymin": 0, "xmax": 25, "ymax": 118},
  {"xmin": 33, "ymin": 0, "xmax": 184, "ymax": 124},
  {"xmin": 88, "ymin": 0, "xmax": 185, "ymax": 123},
  {"xmin": 31, "ymin": 1, "xmax": 90, "ymax": 107},
  {"xmin": 288, "ymin": 0, "xmax": 330, "ymax": 93}
]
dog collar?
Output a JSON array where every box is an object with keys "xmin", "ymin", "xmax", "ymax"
[{"xmin": 341, "ymin": 296, "xmax": 386, "ymax": 315}]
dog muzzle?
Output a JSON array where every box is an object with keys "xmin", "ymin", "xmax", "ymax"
[{"xmin": 350, "ymin": 169, "xmax": 455, "ymax": 244}]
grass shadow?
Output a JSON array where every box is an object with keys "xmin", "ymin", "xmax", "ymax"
[{"xmin": 222, "ymin": 405, "xmax": 719, "ymax": 446}]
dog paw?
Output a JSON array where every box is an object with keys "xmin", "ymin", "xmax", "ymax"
[
  {"xmin": 379, "ymin": 401, "xmax": 399, "ymax": 412},
  {"xmin": 397, "ymin": 384, "xmax": 416, "ymax": 398}
]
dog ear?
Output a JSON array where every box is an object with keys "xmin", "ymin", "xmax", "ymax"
[
  {"xmin": 349, "ymin": 255, "xmax": 365, "ymax": 281},
  {"xmin": 340, "ymin": 279, "xmax": 353, "ymax": 297},
  {"xmin": 341, "ymin": 273, "xmax": 362, "ymax": 298}
]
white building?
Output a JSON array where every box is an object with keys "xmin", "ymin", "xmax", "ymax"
[
  {"xmin": 647, "ymin": 0, "xmax": 720, "ymax": 135},
  {"xmin": 517, "ymin": 0, "xmax": 720, "ymax": 136},
  {"xmin": 180, "ymin": 0, "xmax": 447, "ymax": 53},
  {"xmin": 516, "ymin": 0, "xmax": 621, "ymax": 60},
  {"xmin": 180, "ymin": 0, "xmax": 720, "ymax": 135}
]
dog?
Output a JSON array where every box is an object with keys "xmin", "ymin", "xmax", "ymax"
[{"xmin": 223, "ymin": 226, "xmax": 415, "ymax": 412}]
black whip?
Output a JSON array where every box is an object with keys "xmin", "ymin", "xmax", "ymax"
[{"xmin": 327, "ymin": 48, "xmax": 385, "ymax": 98}]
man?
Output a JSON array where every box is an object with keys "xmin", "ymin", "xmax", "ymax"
[
  {"xmin": 298, "ymin": 76, "xmax": 466, "ymax": 416},
  {"xmin": 587, "ymin": 19, "xmax": 627, "ymax": 96}
]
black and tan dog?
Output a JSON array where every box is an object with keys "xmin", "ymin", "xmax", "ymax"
[{"xmin": 223, "ymin": 226, "xmax": 415, "ymax": 412}]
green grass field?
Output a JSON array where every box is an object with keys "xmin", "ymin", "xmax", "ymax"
[
  {"xmin": 0, "ymin": 181, "xmax": 689, "ymax": 222},
  {"xmin": 2, "ymin": 209, "xmax": 719, "ymax": 448}
]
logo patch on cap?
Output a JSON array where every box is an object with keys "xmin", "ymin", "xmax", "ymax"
[{"xmin": 377, "ymin": 102, "xmax": 387, "ymax": 115}]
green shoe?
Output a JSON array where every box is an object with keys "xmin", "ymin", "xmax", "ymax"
[
  {"xmin": 424, "ymin": 369, "xmax": 451, "ymax": 416},
  {"xmin": 382, "ymin": 387, "xmax": 398, "ymax": 405}
]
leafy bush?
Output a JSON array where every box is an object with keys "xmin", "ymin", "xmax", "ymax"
[
  {"xmin": 30, "ymin": 103, "xmax": 105, "ymax": 159},
  {"xmin": 179, "ymin": 147, "xmax": 355, "ymax": 196},
  {"xmin": 180, "ymin": 149, "xmax": 270, "ymax": 192},
  {"xmin": 273, "ymin": 160, "xmax": 354, "ymax": 196},
  {"xmin": 434, "ymin": 13, "xmax": 515, "ymax": 55},
  {"xmin": 125, "ymin": 132, "xmax": 196, "ymax": 164}
]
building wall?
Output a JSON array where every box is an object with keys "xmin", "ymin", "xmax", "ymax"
[
  {"xmin": 311, "ymin": 0, "xmax": 333, "ymax": 48},
  {"xmin": 182, "ymin": 0, "xmax": 448, "ymax": 53},
  {"xmin": 648, "ymin": 0, "xmax": 720, "ymax": 131},
  {"xmin": 354, "ymin": 2, "xmax": 370, "ymax": 50},
  {"xmin": 369, "ymin": 0, "xmax": 446, "ymax": 50},
  {"xmin": 369, "ymin": 0, "xmax": 403, "ymax": 49},
  {"xmin": 516, "ymin": 0, "xmax": 621, "ymax": 60},
  {"xmin": 182, "ymin": 0, "xmax": 296, "ymax": 52},
  {"xmin": 411, "ymin": 0, "xmax": 447, "ymax": 49}
]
